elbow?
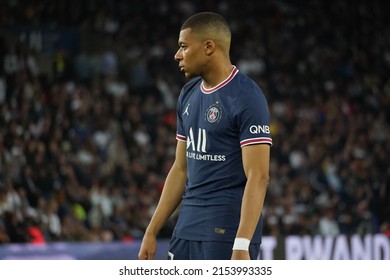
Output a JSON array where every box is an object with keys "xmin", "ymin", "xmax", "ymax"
[
  {"xmin": 247, "ymin": 171, "xmax": 270, "ymax": 187},
  {"xmin": 259, "ymin": 174, "xmax": 270, "ymax": 187}
]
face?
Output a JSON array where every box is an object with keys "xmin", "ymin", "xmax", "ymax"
[{"xmin": 174, "ymin": 28, "xmax": 207, "ymax": 79}]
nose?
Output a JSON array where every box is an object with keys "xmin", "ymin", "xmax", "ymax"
[{"xmin": 174, "ymin": 49, "xmax": 182, "ymax": 61}]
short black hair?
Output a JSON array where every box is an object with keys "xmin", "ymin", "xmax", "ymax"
[{"xmin": 181, "ymin": 12, "xmax": 231, "ymax": 38}]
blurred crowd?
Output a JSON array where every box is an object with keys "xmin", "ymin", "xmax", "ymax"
[{"xmin": 0, "ymin": 0, "xmax": 389, "ymax": 244}]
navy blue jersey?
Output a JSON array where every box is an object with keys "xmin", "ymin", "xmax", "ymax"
[{"xmin": 173, "ymin": 67, "xmax": 272, "ymax": 243}]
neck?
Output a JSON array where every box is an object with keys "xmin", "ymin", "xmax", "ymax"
[{"xmin": 202, "ymin": 60, "xmax": 234, "ymax": 89}]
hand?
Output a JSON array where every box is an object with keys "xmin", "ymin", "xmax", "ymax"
[
  {"xmin": 138, "ymin": 232, "xmax": 157, "ymax": 260},
  {"xmin": 231, "ymin": 250, "xmax": 251, "ymax": 260}
]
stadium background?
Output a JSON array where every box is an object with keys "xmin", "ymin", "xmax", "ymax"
[{"xmin": 0, "ymin": 0, "xmax": 389, "ymax": 259}]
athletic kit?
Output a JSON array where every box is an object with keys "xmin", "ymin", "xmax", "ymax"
[{"xmin": 169, "ymin": 66, "xmax": 272, "ymax": 259}]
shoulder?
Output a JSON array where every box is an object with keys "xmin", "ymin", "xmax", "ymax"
[
  {"xmin": 232, "ymin": 72, "xmax": 267, "ymax": 105},
  {"xmin": 177, "ymin": 77, "xmax": 202, "ymax": 105},
  {"xmin": 182, "ymin": 77, "xmax": 202, "ymax": 94},
  {"xmin": 235, "ymin": 71, "xmax": 263, "ymax": 94}
]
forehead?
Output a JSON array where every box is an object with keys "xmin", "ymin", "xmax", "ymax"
[{"xmin": 178, "ymin": 28, "xmax": 199, "ymax": 44}]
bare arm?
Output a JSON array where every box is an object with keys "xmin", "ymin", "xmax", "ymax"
[
  {"xmin": 138, "ymin": 140, "xmax": 187, "ymax": 259},
  {"xmin": 232, "ymin": 144, "xmax": 270, "ymax": 260}
]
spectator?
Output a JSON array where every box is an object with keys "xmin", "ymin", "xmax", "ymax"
[{"xmin": 318, "ymin": 208, "xmax": 340, "ymax": 236}]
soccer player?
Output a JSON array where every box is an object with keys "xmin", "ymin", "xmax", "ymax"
[{"xmin": 138, "ymin": 12, "xmax": 272, "ymax": 260}]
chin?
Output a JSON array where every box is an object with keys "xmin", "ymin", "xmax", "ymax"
[{"xmin": 184, "ymin": 72, "xmax": 198, "ymax": 79}]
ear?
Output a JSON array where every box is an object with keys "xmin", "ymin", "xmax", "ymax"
[{"xmin": 204, "ymin": 40, "xmax": 215, "ymax": 55}]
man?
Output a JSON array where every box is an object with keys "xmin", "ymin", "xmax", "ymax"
[{"xmin": 138, "ymin": 12, "xmax": 272, "ymax": 260}]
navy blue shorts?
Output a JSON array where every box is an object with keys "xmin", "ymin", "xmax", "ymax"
[{"xmin": 167, "ymin": 236, "xmax": 260, "ymax": 260}]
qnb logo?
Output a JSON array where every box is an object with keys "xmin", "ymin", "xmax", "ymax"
[
  {"xmin": 187, "ymin": 127, "xmax": 207, "ymax": 152},
  {"xmin": 249, "ymin": 125, "xmax": 270, "ymax": 134}
]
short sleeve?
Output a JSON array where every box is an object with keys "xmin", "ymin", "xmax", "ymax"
[
  {"xmin": 176, "ymin": 89, "xmax": 186, "ymax": 142},
  {"xmin": 236, "ymin": 84, "xmax": 272, "ymax": 147}
]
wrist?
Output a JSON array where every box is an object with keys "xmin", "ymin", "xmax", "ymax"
[
  {"xmin": 144, "ymin": 227, "xmax": 159, "ymax": 237},
  {"xmin": 232, "ymin": 237, "xmax": 250, "ymax": 251}
]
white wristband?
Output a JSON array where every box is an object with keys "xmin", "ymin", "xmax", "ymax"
[{"xmin": 232, "ymin": 237, "xmax": 250, "ymax": 251}]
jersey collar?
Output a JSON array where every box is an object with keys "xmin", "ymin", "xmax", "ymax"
[{"xmin": 200, "ymin": 66, "xmax": 239, "ymax": 94}]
